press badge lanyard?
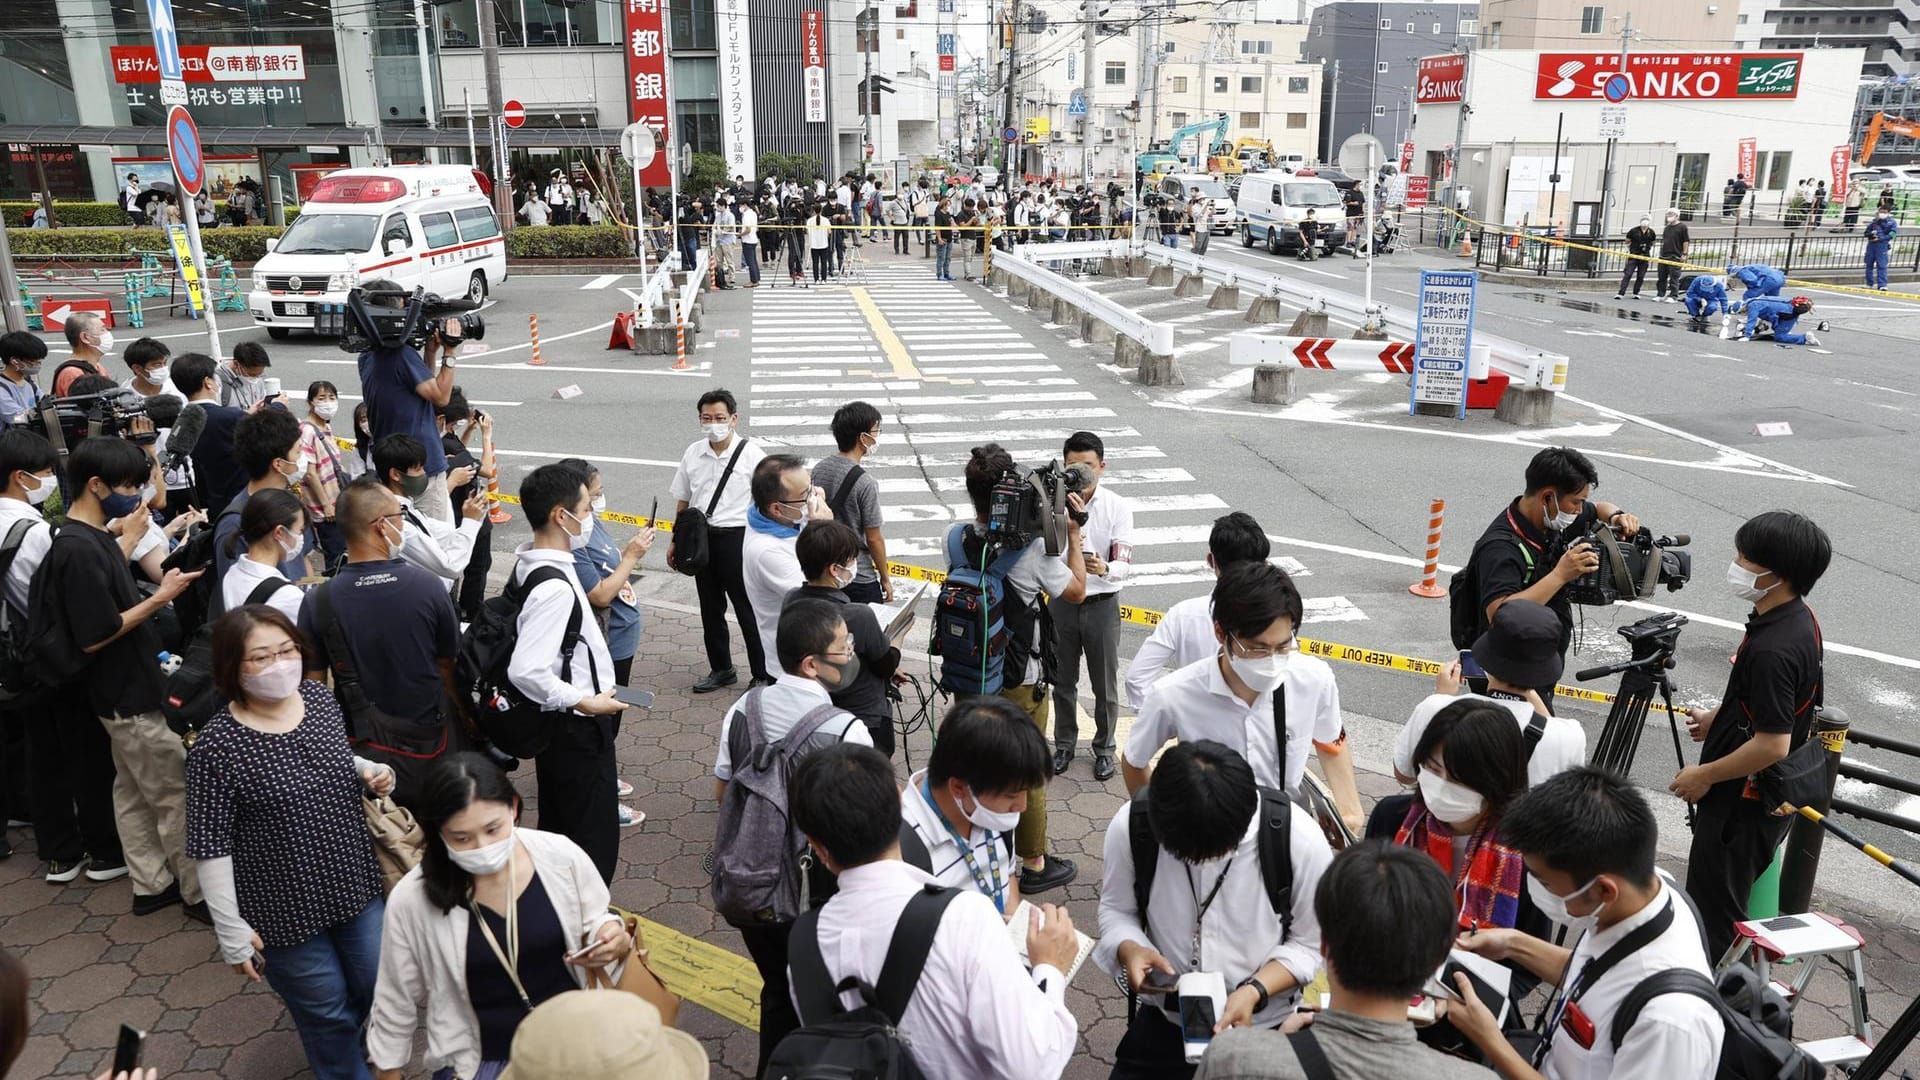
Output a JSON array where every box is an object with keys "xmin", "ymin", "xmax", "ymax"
[
  {"xmin": 470, "ymin": 856, "xmax": 533, "ymax": 1010},
  {"xmin": 921, "ymin": 781, "xmax": 1007, "ymax": 914},
  {"xmin": 1186, "ymin": 857, "xmax": 1236, "ymax": 969}
]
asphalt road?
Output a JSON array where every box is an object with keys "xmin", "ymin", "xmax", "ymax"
[{"xmin": 31, "ymin": 236, "xmax": 1920, "ymax": 919}]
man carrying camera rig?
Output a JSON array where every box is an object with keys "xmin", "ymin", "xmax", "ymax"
[
  {"xmin": 353, "ymin": 278, "xmax": 468, "ymax": 524},
  {"xmin": 1459, "ymin": 447, "xmax": 1640, "ymax": 706},
  {"xmin": 930, "ymin": 443, "xmax": 1087, "ymax": 896}
]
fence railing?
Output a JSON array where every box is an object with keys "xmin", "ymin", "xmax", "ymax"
[{"xmin": 1471, "ymin": 228, "xmax": 1920, "ymax": 280}]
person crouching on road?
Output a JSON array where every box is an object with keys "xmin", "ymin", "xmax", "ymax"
[
  {"xmin": 1736, "ymin": 295, "xmax": 1825, "ymax": 346},
  {"xmin": 1682, "ymin": 274, "xmax": 1731, "ymax": 322}
]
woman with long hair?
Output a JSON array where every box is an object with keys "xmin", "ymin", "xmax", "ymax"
[
  {"xmin": 367, "ymin": 754, "xmax": 630, "ymax": 1080},
  {"xmin": 298, "ymin": 380, "xmax": 349, "ymax": 562},
  {"xmin": 185, "ymin": 606, "xmax": 394, "ymax": 1080},
  {"xmin": 1395, "ymin": 700, "xmax": 1530, "ymax": 933}
]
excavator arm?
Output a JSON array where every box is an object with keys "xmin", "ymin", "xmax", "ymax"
[{"xmin": 1862, "ymin": 112, "xmax": 1920, "ymax": 165}]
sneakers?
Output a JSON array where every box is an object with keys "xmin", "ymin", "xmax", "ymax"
[
  {"xmin": 1804, "ymin": 334, "xmax": 1822, "ymax": 347},
  {"xmin": 85, "ymin": 856, "xmax": 130, "ymax": 882},
  {"xmin": 617, "ymin": 804, "xmax": 646, "ymax": 828},
  {"xmin": 616, "ymin": 778, "xmax": 635, "ymax": 798},
  {"xmin": 1612, "ymin": 293, "xmax": 1625, "ymax": 300},
  {"xmin": 131, "ymin": 882, "xmax": 182, "ymax": 916},
  {"xmin": 45, "ymin": 858, "xmax": 85, "ymax": 884},
  {"xmin": 1019, "ymin": 855, "xmax": 1078, "ymax": 896}
]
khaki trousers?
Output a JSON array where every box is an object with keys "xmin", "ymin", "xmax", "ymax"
[{"xmin": 102, "ymin": 710, "xmax": 199, "ymax": 903}]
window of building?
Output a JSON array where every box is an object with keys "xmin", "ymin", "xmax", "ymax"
[
  {"xmin": 1737, "ymin": 12, "xmax": 1747, "ymax": 22},
  {"xmin": 856, "ymin": 7, "xmax": 879, "ymax": 52},
  {"xmin": 1241, "ymin": 39, "xmax": 1273, "ymax": 54},
  {"xmin": 1171, "ymin": 111, "xmax": 1189, "ymax": 126},
  {"xmin": 1373, "ymin": 104, "xmax": 1385, "ymax": 116},
  {"xmin": 676, "ymin": 99, "xmax": 722, "ymax": 154},
  {"xmin": 896, "ymin": 0, "xmax": 917, "ymax": 15},
  {"xmin": 896, "ymin": 27, "xmax": 904, "ymax": 38},
  {"xmin": 668, "ymin": 0, "xmax": 717, "ymax": 50},
  {"xmin": 1459, "ymin": 17, "xmax": 1477, "ymax": 35},
  {"xmin": 1377, "ymin": 61, "xmax": 1389, "ymax": 73},
  {"xmin": 1671, "ymin": 152, "xmax": 1709, "ymax": 214},
  {"xmin": 1241, "ymin": 76, "xmax": 1261, "ymax": 92},
  {"xmin": 1486, "ymin": 21, "xmax": 1501, "ymax": 46},
  {"xmin": 1172, "ymin": 76, "xmax": 1189, "ymax": 93},
  {"xmin": 1240, "ymin": 111, "xmax": 1260, "ymax": 126},
  {"xmin": 1215, "ymin": 76, "xmax": 1230, "ymax": 92},
  {"xmin": 1106, "ymin": 60, "xmax": 1127, "ymax": 84},
  {"xmin": 1580, "ymin": 6, "xmax": 1604, "ymax": 33},
  {"xmin": 1764, "ymin": 150, "xmax": 1792, "ymax": 190},
  {"xmin": 1288, "ymin": 76, "xmax": 1309, "ymax": 93},
  {"xmin": 1287, "ymin": 112, "xmax": 1307, "ymax": 128},
  {"xmin": 858, "ymin": 77, "xmax": 881, "ymax": 114},
  {"xmin": 1379, "ymin": 17, "xmax": 1392, "ymax": 29}
]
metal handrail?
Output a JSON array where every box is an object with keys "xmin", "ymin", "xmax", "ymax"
[
  {"xmin": 994, "ymin": 246, "xmax": 1175, "ymax": 355},
  {"xmin": 675, "ymin": 247, "xmax": 708, "ymax": 326},
  {"xmin": 634, "ymin": 258, "xmax": 676, "ymax": 328}
]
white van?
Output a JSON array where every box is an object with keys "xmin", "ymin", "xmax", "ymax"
[
  {"xmin": 1158, "ymin": 173, "xmax": 1238, "ymax": 233},
  {"xmin": 1235, "ymin": 172, "xmax": 1347, "ymax": 256},
  {"xmin": 248, "ymin": 165, "xmax": 507, "ymax": 339}
]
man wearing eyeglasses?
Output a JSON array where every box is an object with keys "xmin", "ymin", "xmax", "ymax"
[
  {"xmin": 742, "ymin": 455, "xmax": 834, "ymax": 686},
  {"xmin": 1120, "ymin": 562, "xmax": 1365, "ymax": 836}
]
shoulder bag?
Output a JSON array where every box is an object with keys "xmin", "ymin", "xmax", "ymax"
[
  {"xmin": 586, "ymin": 904, "xmax": 682, "ymax": 1027},
  {"xmin": 670, "ymin": 438, "xmax": 749, "ymax": 577}
]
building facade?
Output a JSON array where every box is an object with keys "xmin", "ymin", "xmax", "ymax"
[
  {"xmin": 1479, "ymin": 0, "xmax": 1738, "ymax": 50},
  {"xmin": 1155, "ymin": 22, "xmax": 1323, "ymax": 165},
  {"xmin": 1301, "ymin": 1, "xmax": 1479, "ymax": 162},
  {"xmin": 1735, "ymin": 0, "xmax": 1915, "ymax": 79},
  {"xmin": 1853, "ymin": 77, "xmax": 1920, "ymax": 165}
]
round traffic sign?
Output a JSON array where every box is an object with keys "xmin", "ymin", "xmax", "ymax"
[
  {"xmin": 166, "ymin": 105, "xmax": 205, "ymax": 197},
  {"xmin": 864, "ymin": 141, "xmax": 875, "ymax": 159},
  {"xmin": 620, "ymin": 121, "xmax": 656, "ymax": 169},
  {"xmin": 1003, "ymin": 126, "xmax": 1019, "ymax": 143},
  {"xmin": 502, "ymin": 99, "xmax": 526, "ymax": 129},
  {"xmin": 1603, "ymin": 73, "xmax": 1631, "ymax": 103}
]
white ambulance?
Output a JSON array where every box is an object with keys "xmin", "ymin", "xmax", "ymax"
[{"xmin": 248, "ymin": 165, "xmax": 508, "ymax": 339}]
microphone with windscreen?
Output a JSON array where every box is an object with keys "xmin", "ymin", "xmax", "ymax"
[{"xmin": 163, "ymin": 403, "xmax": 206, "ymax": 473}]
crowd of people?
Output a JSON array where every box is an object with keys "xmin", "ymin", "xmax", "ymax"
[{"xmin": 0, "ymin": 296, "xmax": 1841, "ymax": 1080}]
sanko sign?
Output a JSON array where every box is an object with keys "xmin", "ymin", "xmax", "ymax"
[
  {"xmin": 1415, "ymin": 54, "xmax": 1466, "ymax": 105},
  {"xmin": 1534, "ymin": 52, "xmax": 1803, "ymax": 101}
]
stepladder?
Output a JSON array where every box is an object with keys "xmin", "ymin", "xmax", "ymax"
[{"xmin": 1720, "ymin": 911, "xmax": 1874, "ymax": 1068}]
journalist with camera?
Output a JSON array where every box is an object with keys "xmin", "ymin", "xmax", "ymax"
[
  {"xmin": 1670, "ymin": 511, "xmax": 1831, "ymax": 960},
  {"xmin": 1458, "ymin": 447, "xmax": 1643, "ymax": 704},
  {"xmin": 329, "ymin": 279, "xmax": 483, "ymax": 524}
]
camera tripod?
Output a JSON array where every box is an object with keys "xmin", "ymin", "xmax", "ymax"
[{"xmin": 1576, "ymin": 613, "xmax": 1693, "ymax": 824}]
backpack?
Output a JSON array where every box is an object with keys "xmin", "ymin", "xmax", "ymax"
[
  {"xmin": 669, "ymin": 438, "xmax": 750, "ymax": 577},
  {"xmin": 0, "ymin": 520, "xmax": 48, "ymax": 707},
  {"xmin": 772, "ymin": 883, "xmax": 958, "ymax": 1080},
  {"xmin": 455, "ymin": 565, "xmax": 592, "ymax": 759},
  {"xmin": 929, "ymin": 523, "xmax": 1037, "ymax": 696},
  {"xmin": 1448, "ymin": 528, "xmax": 1538, "ymax": 650},
  {"xmin": 50, "ymin": 358, "xmax": 97, "ymax": 391},
  {"xmin": 162, "ymin": 503, "xmax": 242, "ymax": 644},
  {"xmin": 26, "ymin": 524, "xmax": 112, "ymax": 689},
  {"xmin": 310, "ymin": 577, "xmax": 452, "ymax": 797},
  {"xmin": 1128, "ymin": 782, "xmax": 1294, "ymax": 939},
  {"xmin": 1608, "ymin": 963, "xmax": 1822, "ymax": 1080},
  {"xmin": 162, "ymin": 578, "xmax": 295, "ymax": 742},
  {"xmin": 709, "ymin": 688, "xmax": 851, "ymax": 927}
]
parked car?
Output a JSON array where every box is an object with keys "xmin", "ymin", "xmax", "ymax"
[
  {"xmin": 1234, "ymin": 172, "xmax": 1348, "ymax": 256},
  {"xmin": 1158, "ymin": 173, "xmax": 1237, "ymax": 233}
]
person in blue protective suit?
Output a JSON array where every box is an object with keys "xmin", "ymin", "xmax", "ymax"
[
  {"xmin": 1726, "ymin": 263, "xmax": 1786, "ymax": 304},
  {"xmin": 1864, "ymin": 209, "xmax": 1899, "ymax": 291},
  {"xmin": 1682, "ymin": 274, "xmax": 1732, "ymax": 321},
  {"xmin": 1739, "ymin": 295, "xmax": 1826, "ymax": 346}
]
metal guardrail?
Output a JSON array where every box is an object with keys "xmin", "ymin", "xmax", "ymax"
[
  {"xmin": 994, "ymin": 246, "xmax": 1175, "ymax": 355},
  {"xmin": 1475, "ymin": 228, "xmax": 1920, "ymax": 281},
  {"xmin": 1139, "ymin": 244, "xmax": 1294, "ymax": 301},
  {"xmin": 1012, "ymin": 238, "xmax": 1136, "ymax": 264},
  {"xmin": 676, "ymin": 247, "xmax": 708, "ymax": 327},
  {"xmin": 633, "ymin": 258, "xmax": 676, "ymax": 329}
]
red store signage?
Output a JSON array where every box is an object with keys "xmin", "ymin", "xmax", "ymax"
[
  {"xmin": 1533, "ymin": 51, "xmax": 1803, "ymax": 101},
  {"xmin": 1415, "ymin": 54, "xmax": 1465, "ymax": 105},
  {"xmin": 625, "ymin": 0, "xmax": 671, "ymax": 187}
]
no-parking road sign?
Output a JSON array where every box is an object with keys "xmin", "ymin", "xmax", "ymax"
[{"xmin": 166, "ymin": 105, "xmax": 205, "ymax": 197}]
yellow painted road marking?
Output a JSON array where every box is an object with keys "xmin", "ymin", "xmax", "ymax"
[
  {"xmin": 636, "ymin": 915, "xmax": 764, "ymax": 1030},
  {"xmin": 850, "ymin": 287, "xmax": 922, "ymax": 381}
]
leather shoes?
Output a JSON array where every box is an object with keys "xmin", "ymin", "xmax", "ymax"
[
  {"xmin": 1092, "ymin": 753, "xmax": 1117, "ymax": 782},
  {"xmin": 1051, "ymin": 749, "xmax": 1075, "ymax": 776},
  {"xmin": 1020, "ymin": 855, "xmax": 1078, "ymax": 895},
  {"xmin": 692, "ymin": 668, "xmax": 738, "ymax": 694}
]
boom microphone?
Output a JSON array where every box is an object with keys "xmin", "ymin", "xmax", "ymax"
[
  {"xmin": 1665, "ymin": 533, "xmax": 1691, "ymax": 547},
  {"xmin": 164, "ymin": 402, "xmax": 207, "ymax": 472}
]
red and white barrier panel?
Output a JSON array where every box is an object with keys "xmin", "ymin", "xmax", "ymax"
[{"xmin": 1231, "ymin": 333, "xmax": 1491, "ymax": 378}]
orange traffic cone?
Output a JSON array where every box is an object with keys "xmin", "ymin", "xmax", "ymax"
[
  {"xmin": 1457, "ymin": 232, "xmax": 1475, "ymax": 258},
  {"xmin": 607, "ymin": 311, "xmax": 636, "ymax": 350},
  {"xmin": 528, "ymin": 313, "xmax": 546, "ymax": 366}
]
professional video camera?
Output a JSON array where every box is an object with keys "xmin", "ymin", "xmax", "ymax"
[
  {"xmin": 984, "ymin": 459, "xmax": 1094, "ymax": 556},
  {"xmin": 22, "ymin": 388, "xmax": 156, "ymax": 450},
  {"xmin": 1140, "ymin": 190, "xmax": 1166, "ymax": 208},
  {"xmin": 316, "ymin": 284, "xmax": 485, "ymax": 355},
  {"xmin": 1563, "ymin": 523, "xmax": 1692, "ymax": 606}
]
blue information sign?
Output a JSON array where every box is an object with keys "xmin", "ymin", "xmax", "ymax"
[
  {"xmin": 1410, "ymin": 269, "xmax": 1477, "ymax": 418},
  {"xmin": 1067, "ymin": 89, "xmax": 1088, "ymax": 117},
  {"xmin": 147, "ymin": 0, "xmax": 183, "ymax": 81}
]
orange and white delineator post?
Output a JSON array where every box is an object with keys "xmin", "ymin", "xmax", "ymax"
[
  {"xmin": 1409, "ymin": 499, "xmax": 1449, "ymax": 599},
  {"xmin": 528, "ymin": 313, "xmax": 545, "ymax": 366},
  {"xmin": 481, "ymin": 422, "xmax": 511, "ymax": 524}
]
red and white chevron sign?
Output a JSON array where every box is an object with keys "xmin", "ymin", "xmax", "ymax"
[{"xmin": 1287, "ymin": 337, "xmax": 1417, "ymax": 373}]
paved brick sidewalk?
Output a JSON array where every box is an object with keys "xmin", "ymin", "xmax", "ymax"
[{"xmin": 5, "ymin": 590, "xmax": 1919, "ymax": 1078}]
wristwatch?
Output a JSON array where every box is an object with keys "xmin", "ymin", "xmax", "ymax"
[{"xmin": 1235, "ymin": 975, "xmax": 1271, "ymax": 1012}]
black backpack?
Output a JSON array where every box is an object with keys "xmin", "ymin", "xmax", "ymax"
[
  {"xmin": 1448, "ymin": 532, "xmax": 1538, "ymax": 649},
  {"xmin": 669, "ymin": 437, "xmax": 749, "ymax": 577},
  {"xmin": 1128, "ymin": 783, "xmax": 1294, "ymax": 938},
  {"xmin": 772, "ymin": 883, "xmax": 959, "ymax": 1080},
  {"xmin": 162, "ymin": 578, "xmax": 295, "ymax": 742},
  {"xmin": 455, "ymin": 565, "xmax": 593, "ymax": 759},
  {"xmin": 1609, "ymin": 951, "xmax": 1823, "ymax": 1080},
  {"xmin": 0, "ymin": 520, "xmax": 48, "ymax": 707}
]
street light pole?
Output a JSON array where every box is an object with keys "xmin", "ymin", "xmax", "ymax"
[
  {"xmin": 413, "ymin": 0, "xmax": 442, "ymax": 163},
  {"xmin": 479, "ymin": 0, "xmax": 511, "ymax": 230}
]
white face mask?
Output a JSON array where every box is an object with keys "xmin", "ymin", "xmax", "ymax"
[
  {"xmin": 1526, "ymin": 874, "xmax": 1606, "ymax": 936},
  {"xmin": 276, "ymin": 527, "xmax": 304, "ymax": 562},
  {"xmin": 589, "ymin": 494, "xmax": 607, "ymax": 514},
  {"xmin": 94, "ymin": 331, "xmax": 116, "ymax": 355},
  {"xmin": 829, "ymin": 562, "xmax": 856, "ymax": 589},
  {"xmin": 1417, "ymin": 770, "xmax": 1486, "ymax": 826},
  {"xmin": 447, "ymin": 828, "xmax": 516, "ymax": 876},
  {"xmin": 279, "ymin": 457, "xmax": 307, "ymax": 487},
  {"xmin": 239, "ymin": 657, "xmax": 302, "ymax": 703},
  {"xmin": 1546, "ymin": 494, "xmax": 1580, "ymax": 532},
  {"xmin": 962, "ymin": 787, "xmax": 1023, "ymax": 834},
  {"xmin": 1226, "ymin": 640, "xmax": 1290, "ymax": 693},
  {"xmin": 1726, "ymin": 560, "xmax": 1776, "ymax": 604},
  {"xmin": 19, "ymin": 471, "xmax": 53, "ymax": 505},
  {"xmin": 312, "ymin": 400, "xmax": 339, "ymax": 421},
  {"xmin": 379, "ymin": 518, "xmax": 405, "ymax": 560},
  {"xmin": 561, "ymin": 509, "xmax": 593, "ymax": 551},
  {"xmin": 702, "ymin": 420, "xmax": 733, "ymax": 443}
]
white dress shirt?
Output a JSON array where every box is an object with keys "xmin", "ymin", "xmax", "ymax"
[
  {"xmin": 739, "ymin": 206, "xmax": 759, "ymax": 245},
  {"xmin": 220, "ymin": 553, "xmax": 304, "ymax": 623},
  {"xmin": 900, "ymin": 769, "xmax": 1014, "ymax": 912},
  {"xmin": 1077, "ymin": 484, "xmax": 1135, "ymax": 597},
  {"xmin": 507, "ymin": 546, "xmax": 614, "ymax": 712},
  {"xmin": 742, "ymin": 524, "xmax": 805, "ymax": 677},
  {"xmin": 1125, "ymin": 653, "xmax": 1344, "ymax": 795},
  {"xmin": 1542, "ymin": 876, "xmax": 1723, "ymax": 1080},
  {"xmin": 398, "ymin": 496, "xmax": 480, "ymax": 589},
  {"xmin": 798, "ymin": 859, "xmax": 1076, "ymax": 1080},
  {"xmin": 669, "ymin": 434, "xmax": 764, "ymax": 529},
  {"xmin": 713, "ymin": 675, "xmax": 870, "ymax": 781},
  {"xmin": 1094, "ymin": 799, "xmax": 1331, "ymax": 1025},
  {"xmin": 1124, "ymin": 593, "xmax": 1215, "ymax": 710},
  {"xmin": 0, "ymin": 497, "xmax": 52, "ymax": 614},
  {"xmin": 1393, "ymin": 692, "xmax": 1587, "ymax": 788}
]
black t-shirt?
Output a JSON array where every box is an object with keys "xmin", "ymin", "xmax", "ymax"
[
  {"xmin": 42, "ymin": 521, "xmax": 166, "ymax": 715},
  {"xmin": 1626, "ymin": 226, "xmax": 1656, "ymax": 255},
  {"xmin": 1660, "ymin": 222, "xmax": 1690, "ymax": 258},
  {"xmin": 1701, "ymin": 597, "xmax": 1822, "ymax": 806},
  {"xmin": 1470, "ymin": 497, "xmax": 1596, "ymax": 656},
  {"xmin": 442, "ymin": 433, "xmax": 479, "ymax": 505},
  {"xmin": 783, "ymin": 583, "xmax": 893, "ymax": 720},
  {"xmin": 192, "ymin": 402, "xmax": 249, "ymax": 508},
  {"xmin": 298, "ymin": 559, "xmax": 460, "ymax": 729}
]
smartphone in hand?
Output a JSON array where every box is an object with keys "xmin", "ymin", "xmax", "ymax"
[{"xmin": 113, "ymin": 1024, "xmax": 145, "ymax": 1074}]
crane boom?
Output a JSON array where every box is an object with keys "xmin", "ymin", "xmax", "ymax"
[{"xmin": 1862, "ymin": 112, "xmax": 1920, "ymax": 166}]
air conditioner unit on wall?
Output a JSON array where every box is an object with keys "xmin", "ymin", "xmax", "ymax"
[
  {"xmin": 1102, "ymin": 127, "xmax": 1117, "ymax": 141},
  {"xmin": 1050, "ymin": 130, "xmax": 1065, "ymax": 141}
]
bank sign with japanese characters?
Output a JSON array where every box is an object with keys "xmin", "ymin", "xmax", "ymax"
[
  {"xmin": 625, "ymin": 0, "xmax": 672, "ymax": 187},
  {"xmin": 110, "ymin": 44, "xmax": 308, "ymax": 110},
  {"xmin": 1533, "ymin": 52, "xmax": 1802, "ymax": 101}
]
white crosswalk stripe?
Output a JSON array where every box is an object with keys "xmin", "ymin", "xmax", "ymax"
[{"xmin": 745, "ymin": 262, "xmax": 1367, "ymax": 624}]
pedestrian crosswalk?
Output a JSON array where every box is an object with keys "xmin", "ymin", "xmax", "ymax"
[{"xmin": 743, "ymin": 261, "xmax": 1367, "ymax": 624}]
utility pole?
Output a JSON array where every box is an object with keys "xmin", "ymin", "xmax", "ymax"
[
  {"xmin": 862, "ymin": 4, "xmax": 874, "ymax": 170},
  {"xmin": 1596, "ymin": 13, "xmax": 1632, "ymax": 237},
  {"xmin": 1081, "ymin": 0, "xmax": 1097, "ymax": 184},
  {"xmin": 413, "ymin": 0, "xmax": 442, "ymax": 163},
  {"xmin": 1142, "ymin": 0, "xmax": 1162, "ymax": 161},
  {"xmin": 1327, "ymin": 59, "xmax": 1339, "ymax": 163},
  {"xmin": 1002, "ymin": 0, "xmax": 1020, "ymax": 175},
  {"xmin": 0, "ymin": 211, "xmax": 24, "ymax": 334},
  {"xmin": 1448, "ymin": 44, "xmax": 1469, "ymax": 215},
  {"xmin": 479, "ymin": 0, "xmax": 511, "ymax": 230}
]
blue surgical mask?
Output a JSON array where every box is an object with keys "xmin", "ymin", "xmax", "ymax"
[{"xmin": 99, "ymin": 489, "xmax": 143, "ymax": 519}]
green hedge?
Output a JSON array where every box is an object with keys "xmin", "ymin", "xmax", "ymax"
[
  {"xmin": 502, "ymin": 224, "xmax": 630, "ymax": 259},
  {"xmin": 2, "ymin": 202, "xmax": 302, "ymax": 228}
]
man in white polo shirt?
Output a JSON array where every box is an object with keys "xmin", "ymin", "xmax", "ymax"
[
  {"xmin": 899, "ymin": 698, "xmax": 1053, "ymax": 915},
  {"xmin": 668, "ymin": 389, "xmax": 768, "ymax": 691},
  {"xmin": 1049, "ymin": 431, "xmax": 1136, "ymax": 782},
  {"xmin": 1124, "ymin": 511, "xmax": 1270, "ymax": 711}
]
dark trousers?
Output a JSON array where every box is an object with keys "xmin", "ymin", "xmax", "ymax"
[
  {"xmin": 534, "ymin": 714, "xmax": 619, "ymax": 883},
  {"xmin": 1110, "ymin": 1006, "xmax": 1199, "ymax": 1080},
  {"xmin": 810, "ymin": 248, "xmax": 831, "ymax": 282},
  {"xmin": 1656, "ymin": 260, "xmax": 1682, "ymax": 298},
  {"xmin": 740, "ymin": 921, "xmax": 800, "ymax": 1078},
  {"xmin": 787, "ymin": 238, "xmax": 804, "ymax": 280},
  {"xmin": 1052, "ymin": 593, "xmax": 1121, "ymax": 754},
  {"xmin": 21, "ymin": 698, "xmax": 122, "ymax": 865},
  {"xmin": 694, "ymin": 527, "xmax": 768, "ymax": 680},
  {"xmin": 893, "ymin": 227, "xmax": 911, "ymax": 254},
  {"xmin": 1, "ymin": 709, "xmax": 28, "ymax": 826},
  {"xmin": 457, "ymin": 517, "xmax": 493, "ymax": 623},
  {"xmin": 1686, "ymin": 795, "xmax": 1794, "ymax": 963},
  {"xmin": 742, "ymin": 243, "xmax": 760, "ymax": 284},
  {"xmin": 1617, "ymin": 258, "xmax": 1648, "ymax": 295}
]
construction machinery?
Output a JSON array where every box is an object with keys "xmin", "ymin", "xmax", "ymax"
[
  {"xmin": 1860, "ymin": 112, "xmax": 1920, "ymax": 165},
  {"xmin": 1138, "ymin": 113, "xmax": 1231, "ymax": 176},
  {"xmin": 1234, "ymin": 137, "xmax": 1277, "ymax": 170}
]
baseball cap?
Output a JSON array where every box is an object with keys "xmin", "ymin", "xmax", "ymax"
[
  {"xmin": 499, "ymin": 991, "xmax": 708, "ymax": 1080},
  {"xmin": 1470, "ymin": 599, "xmax": 1564, "ymax": 689}
]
